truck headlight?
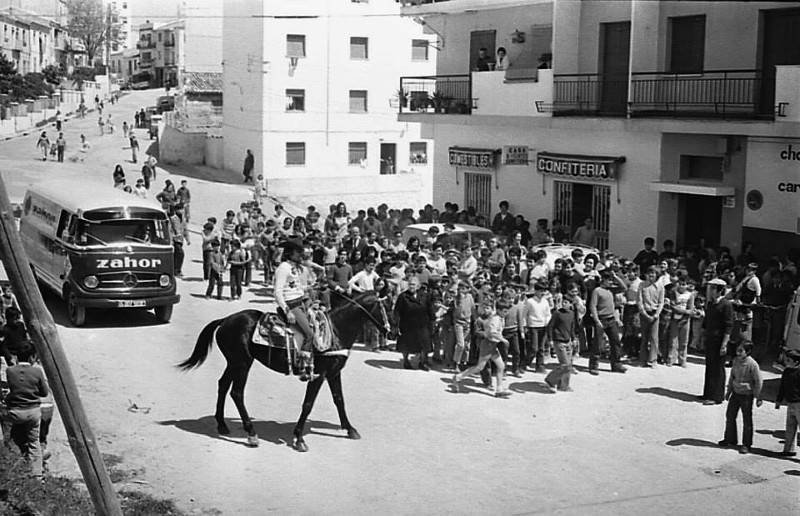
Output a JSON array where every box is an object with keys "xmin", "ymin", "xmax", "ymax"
[
  {"xmin": 84, "ymin": 275, "xmax": 99, "ymax": 289},
  {"xmin": 159, "ymin": 274, "xmax": 171, "ymax": 287}
]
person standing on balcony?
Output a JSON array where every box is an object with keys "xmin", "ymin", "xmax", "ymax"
[
  {"xmin": 243, "ymin": 149, "xmax": 255, "ymax": 183},
  {"xmin": 495, "ymin": 47, "xmax": 511, "ymax": 71},
  {"xmin": 474, "ymin": 47, "xmax": 494, "ymax": 72}
]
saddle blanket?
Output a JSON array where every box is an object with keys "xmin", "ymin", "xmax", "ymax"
[{"xmin": 252, "ymin": 310, "xmax": 340, "ymax": 352}]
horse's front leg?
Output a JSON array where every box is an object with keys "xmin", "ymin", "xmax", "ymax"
[
  {"xmin": 327, "ymin": 370, "xmax": 360, "ymax": 440},
  {"xmin": 293, "ymin": 375, "xmax": 325, "ymax": 452}
]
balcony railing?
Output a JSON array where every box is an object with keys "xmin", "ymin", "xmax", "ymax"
[
  {"xmin": 629, "ymin": 69, "xmax": 773, "ymax": 119},
  {"xmin": 552, "ymin": 69, "xmax": 775, "ymax": 119},
  {"xmin": 399, "ymin": 74, "xmax": 473, "ymax": 114}
]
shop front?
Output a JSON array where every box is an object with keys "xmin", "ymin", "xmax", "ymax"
[
  {"xmin": 537, "ymin": 152, "xmax": 625, "ymax": 251},
  {"xmin": 742, "ymin": 137, "xmax": 800, "ymax": 258}
]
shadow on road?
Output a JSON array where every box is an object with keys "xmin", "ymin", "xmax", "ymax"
[
  {"xmin": 158, "ymin": 415, "xmax": 344, "ymax": 448},
  {"xmin": 508, "ymin": 380, "xmax": 555, "ymax": 395},
  {"xmin": 636, "ymin": 387, "xmax": 701, "ymax": 403},
  {"xmin": 363, "ymin": 358, "xmax": 404, "ymax": 370},
  {"xmin": 666, "ymin": 438, "xmax": 719, "ymax": 449},
  {"xmin": 667, "ymin": 438, "xmax": 800, "ymax": 463}
]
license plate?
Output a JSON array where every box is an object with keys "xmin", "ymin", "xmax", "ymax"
[{"xmin": 118, "ymin": 300, "xmax": 147, "ymax": 308}]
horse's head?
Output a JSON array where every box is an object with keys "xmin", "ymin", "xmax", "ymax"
[{"xmin": 332, "ymin": 291, "xmax": 391, "ymax": 335}]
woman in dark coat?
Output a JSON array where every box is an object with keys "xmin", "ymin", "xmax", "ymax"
[{"xmin": 394, "ymin": 276, "xmax": 435, "ymax": 370}]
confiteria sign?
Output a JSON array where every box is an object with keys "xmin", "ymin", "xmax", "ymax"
[{"xmin": 536, "ymin": 152, "xmax": 624, "ymax": 181}]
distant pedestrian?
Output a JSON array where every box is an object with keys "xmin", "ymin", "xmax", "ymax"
[
  {"xmin": 141, "ymin": 162, "xmax": 153, "ymax": 189},
  {"xmin": 106, "ymin": 114, "xmax": 114, "ymax": 134},
  {"xmin": 113, "ymin": 164, "xmax": 125, "ymax": 188},
  {"xmin": 176, "ymin": 180, "xmax": 192, "ymax": 223},
  {"xmin": 145, "ymin": 155, "xmax": 158, "ymax": 181},
  {"xmin": 718, "ymin": 341, "xmax": 762, "ymax": 454},
  {"xmin": 134, "ymin": 111, "xmax": 140, "ymax": 128},
  {"xmin": 36, "ymin": 132, "xmax": 50, "ymax": 161},
  {"xmin": 122, "ymin": 121, "xmax": 129, "ymax": 138},
  {"xmin": 243, "ymin": 149, "xmax": 254, "ymax": 183},
  {"xmin": 545, "ymin": 296, "xmax": 579, "ymax": 392},
  {"xmin": 98, "ymin": 115, "xmax": 105, "ymax": 135},
  {"xmin": 134, "ymin": 179, "xmax": 148, "ymax": 198},
  {"xmin": 227, "ymin": 239, "xmax": 247, "ymax": 300},
  {"xmin": 129, "ymin": 133, "xmax": 139, "ymax": 163},
  {"xmin": 54, "ymin": 110, "xmax": 62, "ymax": 131},
  {"xmin": 77, "ymin": 134, "xmax": 90, "ymax": 161},
  {"xmin": 78, "ymin": 100, "xmax": 86, "ymax": 119},
  {"xmin": 139, "ymin": 108, "xmax": 146, "ymax": 128},
  {"xmin": 55, "ymin": 132, "xmax": 66, "ymax": 163}
]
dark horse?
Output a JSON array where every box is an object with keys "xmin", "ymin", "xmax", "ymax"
[{"xmin": 178, "ymin": 291, "xmax": 388, "ymax": 452}]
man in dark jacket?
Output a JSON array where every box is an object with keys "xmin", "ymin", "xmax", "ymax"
[
  {"xmin": 701, "ymin": 278, "xmax": 734, "ymax": 405},
  {"xmin": 491, "ymin": 200, "xmax": 515, "ymax": 237}
]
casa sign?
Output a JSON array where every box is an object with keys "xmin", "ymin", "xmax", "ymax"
[{"xmin": 536, "ymin": 152, "xmax": 624, "ymax": 181}]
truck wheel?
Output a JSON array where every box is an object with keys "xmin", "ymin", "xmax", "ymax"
[
  {"xmin": 67, "ymin": 291, "xmax": 86, "ymax": 327},
  {"xmin": 154, "ymin": 305, "xmax": 173, "ymax": 323}
]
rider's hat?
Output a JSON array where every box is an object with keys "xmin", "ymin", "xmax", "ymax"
[{"xmin": 280, "ymin": 238, "xmax": 304, "ymax": 254}]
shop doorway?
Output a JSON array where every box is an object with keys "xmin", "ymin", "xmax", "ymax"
[
  {"xmin": 553, "ymin": 181, "xmax": 611, "ymax": 250},
  {"xmin": 678, "ymin": 195, "xmax": 722, "ymax": 249},
  {"xmin": 380, "ymin": 143, "xmax": 396, "ymax": 175},
  {"xmin": 600, "ymin": 21, "xmax": 630, "ymax": 116},
  {"xmin": 760, "ymin": 8, "xmax": 800, "ymax": 113}
]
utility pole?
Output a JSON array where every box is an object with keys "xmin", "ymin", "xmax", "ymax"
[{"xmin": 0, "ymin": 176, "xmax": 122, "ymax": 515}]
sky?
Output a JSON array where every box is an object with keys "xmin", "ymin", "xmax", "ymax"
[{"xmin": 129, "ymin": 0, "xmax": 182, "ymax": 28}]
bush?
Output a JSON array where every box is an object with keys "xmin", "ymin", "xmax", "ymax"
[{"xmin": 0, "ymin": 73, "xmax": 54, "ymax": 105}]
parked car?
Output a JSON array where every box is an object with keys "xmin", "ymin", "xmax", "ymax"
[
  {"xmin": 530, "ymin": 242, "xmax": 600, "ymax": 268},
  {"xmin": 402, "ymin": 223, "xmax": 496, "ymax": 251},
  {"xmin": 157, "ymin": 95, "xmax": 175, "ymax": 114}
]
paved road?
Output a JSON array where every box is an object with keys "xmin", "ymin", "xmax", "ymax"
[{"xmin": 1, "ymin": 90, "xmax": 798, "ymax": 515}]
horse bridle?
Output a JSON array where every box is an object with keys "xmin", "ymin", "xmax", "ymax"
[{"xmin": 330, "ymin": 290, "xmax": 390, "ymax": 333}]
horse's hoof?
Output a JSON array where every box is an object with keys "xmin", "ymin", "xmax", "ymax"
[
  {"xmin": 347, "ymin": 428, "xmax": 361, "ymax": 440},
  {"xmin": 293, "ymin": 439, "xmax": 309, "ymax": 453},
  {"xmin": 217, "ymin": 425, "xmax": 230, "ymax": 435},
  {"xmin": 246, "ymin": 435, "xmax": 259, "ymax": 447}
]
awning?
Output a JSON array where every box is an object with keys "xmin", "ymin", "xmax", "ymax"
[
  {"xmin": 536, "ymin": 152, "xmax": 625, "ymax": 181},
  {"xmin": 649, "ymin": 181, "xmax": 736, "ymax": 197},
  {"xmin": 448, "ymin": 146, "xmax": 498, "ymax": 169}
]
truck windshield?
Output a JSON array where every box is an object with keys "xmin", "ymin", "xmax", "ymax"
[{"xmin": 77, "ymin": 219, "xmax": 170, "ymax": 246}]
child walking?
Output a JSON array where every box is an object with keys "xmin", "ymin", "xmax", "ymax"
[
  {"xmin": 205, "ymin": 240, "xmax": 225, "ymax": 300},
  {"xmin": 545, "ymin": 296, "xmax": 579, "ymax": 392},
  {"xmin": 775, "ymin": 349, "xmax": 800, "ymax": 457},
  {"xmin": 718, "ymin": 341, "xmax": 763, "ymax": 454}
]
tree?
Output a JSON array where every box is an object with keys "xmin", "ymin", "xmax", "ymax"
[
  {"xmin": 67, "ymin": 0, "xmax": 123, "ymax": 66},
  {"xmin": 0, "ymin": 53, "xmax": 15, "ymax": 77}
]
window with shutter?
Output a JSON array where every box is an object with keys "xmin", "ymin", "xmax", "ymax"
[
  {"xmin": 350, "ymin": 37, "xmax": 368, "ymax": 59},
  {"xmin": 287, "ymin": 34, "xmax": 306, "ymax": 58},
  {"xmin": 348, "ymin": 142, "xmax": 367, "ymax": 165},
  {"xmin": 411, "ymin": 39, "xmax": 429, "ymax": 61},
  {"xmin": 286, "ymin": 142, "xmax": 306, "ymax": 166},
  {"xmin": 349, "ymin": 90, "xmax": 368, "ymax": 113}
]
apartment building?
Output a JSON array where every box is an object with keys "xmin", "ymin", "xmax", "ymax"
[
  {"xmin": 109, "ymin": 47, "xmax": 138, "ymax": 82},
  {"xmin": 137, "ymin": 18, "xmax": 183, "ymax": 87},
  {"xmin": 399, "ymin": 0, "xmax": 800, "ymax": 258},
  {"xmin": 222, "ymin": 0, "xmax": 436, "ymax": 210},
  {"xmin": 0, "ymin": 6, "xmax": 55, "ymax": 73}
]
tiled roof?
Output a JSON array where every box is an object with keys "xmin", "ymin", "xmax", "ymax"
[{"xmin": 184, "ymin": 72, "xmax": 223, "ymax": 93}]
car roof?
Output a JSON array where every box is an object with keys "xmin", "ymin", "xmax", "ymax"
[{"xmin": 403, "ymin": 223, "xmax": 493, "ymax": 234}]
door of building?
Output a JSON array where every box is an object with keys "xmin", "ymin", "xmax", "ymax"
[
  {"xmin": 380, "ymin": 143, "xmax": 396, "ymax": 175},
  {"xmin": 679, "ymin": 195, "xmax": 722, "ymax": 249},
  {"xmin": 469, "ymin": 30, "xmax": 496, "ymax": 72},
  {"xmin": 464, "ymin": 172, "xmax": 492, "ymax": 220},
  {"xmin": 553, "ymin": 181, "xmax": 611, "ymax": 250},
  {"xmin": 600, "ymin": 21, "xmax": 630, "ymax": 116},
  {"xmin": 760, "ymin": 8, "xmax": 800, "ymax": 114}
]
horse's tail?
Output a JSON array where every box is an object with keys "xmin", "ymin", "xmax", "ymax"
[{"xmin": 177, "ymin": 317, "xmax": 225, "ymax": 371}]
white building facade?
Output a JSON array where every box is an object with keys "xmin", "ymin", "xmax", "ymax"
[
  {"xmin": 222, "ymin": 0, "xmax": 436, "ymax": 210},
  {"xmin": 400, "ymin": 0, "xmax": 800, "ymax": 259}
]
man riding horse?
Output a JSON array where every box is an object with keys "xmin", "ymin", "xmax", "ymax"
[{"xmin": 272, "ymin": 239, "xmax": 326, "ymax": 381}]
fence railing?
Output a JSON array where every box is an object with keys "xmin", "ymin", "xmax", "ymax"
[
  {"xmin": 399, "ymin": 74, "xmax": 472, "ymax": 115},
  {"xmin": 552, "ymin": 69, "xmax": 775, "ymax": 119}
]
